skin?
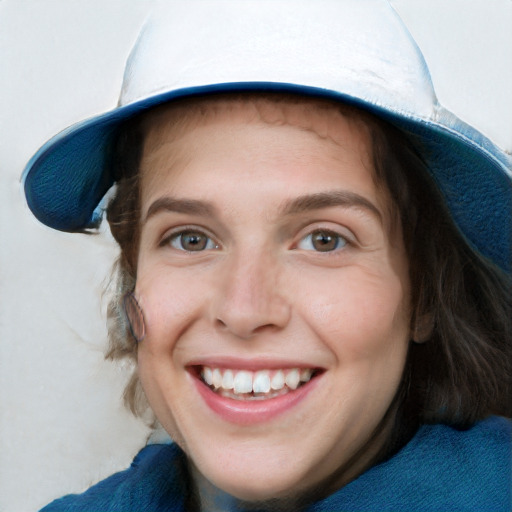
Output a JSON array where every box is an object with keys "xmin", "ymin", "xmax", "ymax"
[{"xmin": 134, "ymin": 99, "xmax": 412, "ymax": 506}]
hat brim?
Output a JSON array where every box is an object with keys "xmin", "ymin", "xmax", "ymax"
[{"xmin": 22, "ymin": 82, "xmax": 512, "ymax": 271}]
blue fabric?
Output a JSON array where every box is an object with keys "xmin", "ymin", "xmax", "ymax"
[
  {"xmin": 40, "ymin": 443, "xmax": 190, "ymax": 512},
  {"xmin": 40, "ymin": 416, "xmax": 511, "ymax": 512},
  {"xmin": 22, "ymin": 82, "xmax": 512, "ymax": 272}
]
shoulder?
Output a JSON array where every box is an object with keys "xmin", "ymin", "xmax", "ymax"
[
  {"xmin": 411, "ymin": 415, "xmax": 511, "ymax": 470},
  {"xmin": 311, "ymin": 417, "xmax": 511, "ymax": 512},
  {"xmin": 39, "ymin": 443, "xmax": 189, "ymax": 512}
]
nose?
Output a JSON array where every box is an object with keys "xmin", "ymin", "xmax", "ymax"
[{"xmin": 212, "ymin": 250, "xmax": 291, "ymax": 339}]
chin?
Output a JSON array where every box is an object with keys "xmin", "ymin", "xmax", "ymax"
[{"xmin": 204, "ymin": 463, "xmax": 314, "ymax": 503}]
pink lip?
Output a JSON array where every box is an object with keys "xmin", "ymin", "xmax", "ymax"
[
  {"xmin": 190, "ymin": 366, "xmax": 322, "ymax": 426},
  {"xmin": 186, "ymin": 356, "xmax": 317, "ymax": 371}
]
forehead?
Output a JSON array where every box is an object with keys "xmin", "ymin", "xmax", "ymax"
[
  {"xmin": 137, "ymin": 94, "xmax": 389, "ymax": 221},
  {"xmin": 140, "ymin": 94, "xmax": 376, "ymax": 164}
]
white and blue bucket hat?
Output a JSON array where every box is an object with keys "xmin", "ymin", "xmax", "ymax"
[{"xmin": 23, "ymin": 0, "xmax": 512, "ymax": 271}]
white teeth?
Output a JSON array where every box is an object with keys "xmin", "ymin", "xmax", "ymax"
[
  {"xmin": 212, "ymin": 368, "xmax": 223, "ymax": 389},
  {"xmin": 201, "ymin": 366, "xmax": 316, "ymax": 397},
  {"xmin": 300, "ymin": 368, "xmax": 313, "ymax": 382},
  {"xmin": 252, "ymin": 371, "xmax": 271, "ymax": 393},
  {"xmin": 233, "ymin": 371, "xmax": 253, "ymax": 394},
  {"xmin": 270, "ymin": 370, "xmax": 285, "ymax": 390},
  {"xmin": 203, "ymin": 367, "xmax": 213, "ymax": 386},
  {"xmin": 285, "ymin": 368, "xmax": 300, "ymax": 390},
  {"xmin": 222, "ymin": 370, "xmax": 234, "ymax": 390}
]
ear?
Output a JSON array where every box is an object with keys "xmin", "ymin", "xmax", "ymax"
[
  {"xmin": 411, "ymin": 312, "xmax": 434, "ymax": 344},
  {"xmin": 123, "ymin": 292, "xmax": 146, "ymax": 343}
]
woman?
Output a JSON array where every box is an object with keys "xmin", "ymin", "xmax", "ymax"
[{"xmin": 24, "ymin": 1, "xmax": 511, "ymax": 510}]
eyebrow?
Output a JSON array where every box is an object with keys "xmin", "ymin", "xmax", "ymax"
[
  {"xmin": 281, "ymin": 191, "xmax": 382, "ymax": 221},
  {"xmin": 143, "ymin": 197, "xmax": 217, "ymax": 224},
  {"xmin": 143, "ymin": 190, "xmax": 382, "ymax": 225}
]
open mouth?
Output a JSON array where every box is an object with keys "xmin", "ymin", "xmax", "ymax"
[{"xmin": 194, "ymin": 366, "xmax": 322, "ymax": 401}]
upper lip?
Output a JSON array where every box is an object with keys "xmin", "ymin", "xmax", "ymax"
[{"xmin": 185, "ymin": 356, "xmax": 325, "ymax": 372}]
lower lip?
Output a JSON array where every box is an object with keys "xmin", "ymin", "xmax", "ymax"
[{"xmin": 192, "ymin": 373, "xmax": 320, "ymax": 425}]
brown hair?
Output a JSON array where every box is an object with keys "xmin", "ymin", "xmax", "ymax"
[{"xmin": 105, "ymin": 93, "xmax": 512, "ymax": 440}]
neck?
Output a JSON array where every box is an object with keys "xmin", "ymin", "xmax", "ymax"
[
  {"xmin": 189, "ymin": 464, "xmax": 308, "ymax": 512},
  {"xmin": 189, "ymin": 465, "xmax": 238, "ymax": 512}
]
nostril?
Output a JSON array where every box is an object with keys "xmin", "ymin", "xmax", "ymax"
[
  {"xmin": 213, "ymin": 295, "xmax": 291, "ymax": 339},
  {"xmin": 216, "ymin": 318, "xmax": 227, "ymax": 329},
  {"xmin": 253, "ymin": 324, "xmax": 278, "ymax": 335},
  {"xmin": 215, "ymin": 317, "xmax": 280, "ymax": 340}
]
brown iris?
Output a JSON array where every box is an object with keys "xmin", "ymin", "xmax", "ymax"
[
  {"xmin": 178, "ymin": 230, "xmax": 210, "ymax": 251},
  {"xmin": 311, "ymin": 230, "xmax": 343, "ymax": 252}
]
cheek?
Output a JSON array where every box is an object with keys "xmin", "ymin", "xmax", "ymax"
[
  {"xmin": 134, "ymin": 267, "xmax": 206, "ymax": 445},
  {"xmin": 293, "ymin": 266, "xmax": 410, "ymax": 357},
  {"xmin": 301, "ymin": 270, "xmax": 410, "ymax": 431},
  {"xmin": 135, "ymin": 264, "xmax": 210, "ymax": 351}
]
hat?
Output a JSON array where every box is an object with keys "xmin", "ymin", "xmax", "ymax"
[{"xmin": 22, "ymin": 0, "xmax": 512, "ymax": 271}]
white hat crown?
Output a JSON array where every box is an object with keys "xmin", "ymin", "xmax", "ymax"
[{"xmin": 121, "ymin": 0, "xmax": 436, "ymax": 119}]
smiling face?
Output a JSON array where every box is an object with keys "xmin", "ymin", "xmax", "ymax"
[{"xmin": 134, "ymin": 96, "xmax": 412, "ymax": 502}]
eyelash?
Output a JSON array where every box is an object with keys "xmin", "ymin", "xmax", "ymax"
[{"xmin": 160, "ymin": 227, "xmax": 351, "ymax": 254}]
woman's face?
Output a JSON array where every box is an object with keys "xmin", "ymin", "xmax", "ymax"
[{"xmin": 135, "ymin": 99, "xmax": 412, "ymax": 501}]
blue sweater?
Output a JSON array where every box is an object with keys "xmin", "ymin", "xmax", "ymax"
[{"xmin": 41, "ymin": 416, "xmax": 511, "ymax": 511}]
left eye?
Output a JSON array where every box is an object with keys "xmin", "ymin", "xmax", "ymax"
[
  {"xmin": 169, "ymin": 230, "xmax": 218, "ymax": 252},
  {"xmin": 297, "ymin": 230, "xmax": 347, "ymax": 252}
]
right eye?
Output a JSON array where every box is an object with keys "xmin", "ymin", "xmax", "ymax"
[
  {"xmin": 296, "ymin": 229, "xmax": 348, "ymax": 253},
  {"xmin": 167, "ymin": 230, "xmax": 218, "ymax": 252}
]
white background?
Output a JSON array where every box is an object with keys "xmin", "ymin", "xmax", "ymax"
[{"xmin": 1, "ymin": 1, "xmax": 511, "ymax": 511}]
